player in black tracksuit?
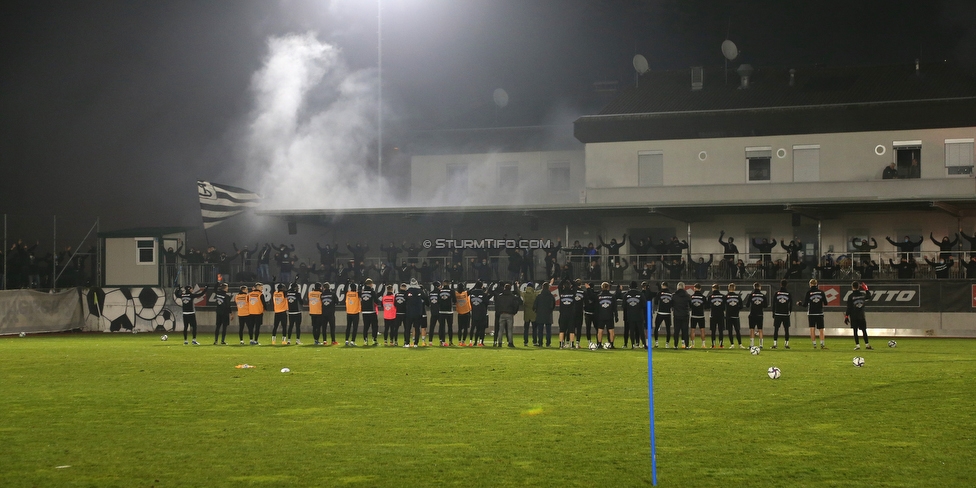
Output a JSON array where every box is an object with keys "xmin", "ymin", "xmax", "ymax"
[
  {"xmin": 724, "ymin": 283, "xmax": 744, "ymax": 348},
  {"xmin": 359, "ymin": 280, "xmax": 379, "ymax": 346},
  {"xmin": 653, "ymin": 282, "xmax": 673, "ymax": 348},
  {"xmin": 321, "ymin": 284, "xmax": 338, "ymax": 345},
  {"xmin": 556, "ymin": 280, "xmax": 578, "ymax": 348},
  {"xmin": 437, "ymin": 282, "xmax": 457, "ymax": 346},
  {"xmin": 214, "ymin": 283, "xmax": 232, "ymax": 346},
  {"xmin": 174, "ymin": 285, "xmax": 207, "ymax": 345},
  {"xmin": 845, "ymin": 281, "xmax": 873, "ymax": 350},
  {"xmin": 572, "ymin": 280, "xmax": 587, "ymax": 348},
  {"xmin": 213, "ymin": 283, "xmax": 231, "ymax": 345},
  {"xmin": 403, "ymin": 279, "xmax": 428, "ymax": 347},
  {"xmin": 594, "ymin": 283, "xmax": 620, "ymax": 347},
  {"xmin": 688, "ymin": 284, "xmax": 707, "ymax": 348},
  {"xmin": 390, "ymin": 284, "xmax": 407, "ymax": 345},
  {"xmin": 468, "ymin": 282, "xmax": 491, "ymax": 347},
  {"xmin": 747, "ymin": 283, "xmax": 767, "ymax": 348},
  {"xmin": 286, "ymin": 283, "xmax": 304, "ymax": 344},
  {"xmin": 799, "ymin": 279, "xmax": 827, "ymax": 349},
  {"xmin": 622, "ymin": 282, "xmax": 647, "ymax": 348},
  {"xmin": 707, "ymin": 284, "xmax": 726, "ymax": 348},
  {"xmin": 771, "ymin": 280, "xmax": 792, "ymax": 349}
]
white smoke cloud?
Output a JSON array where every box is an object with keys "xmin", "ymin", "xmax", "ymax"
[{"xmin": 245, "ymin": 32, "xmax": 390, "ymax": 210}]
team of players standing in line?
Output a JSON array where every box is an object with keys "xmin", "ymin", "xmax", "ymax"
[{"xmin": 172, "ymin": 277, "xmax": 875, "ymax": 351}]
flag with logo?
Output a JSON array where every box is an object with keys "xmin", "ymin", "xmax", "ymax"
[{"xmin": 197, "ymin": 180, "xmax": 261, "ymax": 229}]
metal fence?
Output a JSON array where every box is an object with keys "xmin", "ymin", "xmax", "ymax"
[{"xmin": 182, "ymin": 249, "xmax": 974, "ymax": 286}]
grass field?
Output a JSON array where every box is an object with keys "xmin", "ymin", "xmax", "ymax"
[{"xmin": 1, "ymin": 333, "xmax": 974, "ymax": 487}]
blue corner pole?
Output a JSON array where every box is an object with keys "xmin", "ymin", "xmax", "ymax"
[{"xmin": 646, "ymin": 300, "xmax": 658, "ymax": 485}]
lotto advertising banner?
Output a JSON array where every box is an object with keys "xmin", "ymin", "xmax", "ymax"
[{"xmin": 815, "ymin": 281, "xmax": 971, "ymax": 313}]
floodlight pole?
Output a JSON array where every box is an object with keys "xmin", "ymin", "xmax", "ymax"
[
  {"xmin": 646, "ymin": 301, "xmax": 658, "ymax": 485},
  {"xmin": 53, "ymin": 215, "xmax": 57, "ymax": 290},
  {"xmin": 3, "ymin": 214, "xmax": 6, "ymax": 290},
  {"xmin": 377, "ymin": 0, "xmax": 383, "ymax": 179}
]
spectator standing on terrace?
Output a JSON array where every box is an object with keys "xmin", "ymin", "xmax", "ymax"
[
  {"xmin": 233, "ymin": 243, "xmax": 257, "ymax": 276},
  {"xmin": 851, "ymin": 237, "xmax": 878, "ymax": 264},
  {"xmin": 256, "ymin": 244, "xmax": 272, "ymax": 281},
  {"xmin": 272, "ymin": 244, "xmax": 296, "ymax": 283},
  {"xmin": 960, "ymin": 230, "xmax": 976, "ymax": 257},
  {"xmin": 380, "ymin": 242, "xmax": 401, "ymax": 267},
  {"xmin": 599, "ymin": 233, "xmax": 626, "ymax": 269},
  {"xmin": 964, "ymin": 256, "xmax": 976, "ymax": 279},
  {"xmin": 718, "ymin": 231, "xmax": 739, "ymax": 278},
  {"xmin": 930, "ymin": 232, "xmax": 960, "ymax": 262},
  {"xmin": 544, "ymin": 239, "xmax": 562, "ymax": 279},
  {"xmin": 667, "ymin": 236, "xmax": 688, "ymax": 263},
  {"xmin": 316, "ymin": 242, "xmax": 340, "ymax": 281},
  {"xmin": 908, "ymin": 157, "xmax": 920, "ymax": 178},
  {"xmin": 886, "ymin": 235, "xmax": 923, "ymax": 261},
  {"xmin": 882, "ymin": 162, "xmax": 898, "ymax": 179},
  {"xmin": 889, "ymin": 256, "xmax": 917, "ymax": 279},
  {"xmin": 853, "ymin": 260, "xmax": 879, "ymax": 280},
  {"xmin": 924, "ymin": 255, "xmax": 954, "ymax": 279},
  {"xmin": 752, "ymin": 237, "xmax": 778, "ymax": 270}
]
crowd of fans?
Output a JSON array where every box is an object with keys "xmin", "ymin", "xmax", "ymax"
[
  {"xmin": 160, "ymin": 230, "xmax": 976, "ymax": 288},
  {"xmin": 1, "ymin": 239, "xmax": 96, "ymax": 289}
]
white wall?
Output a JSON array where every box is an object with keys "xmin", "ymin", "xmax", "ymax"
[
  {"xmin": 585, "ymin": 127, "xmax": 976, "ymax": 189},
  {"xmin": 104, "ymin": 237, "xmax": 159, "ymax": 286},
  {"xmin": 410, "ymin": 150, "xmax": 585, "ymax": 206}
]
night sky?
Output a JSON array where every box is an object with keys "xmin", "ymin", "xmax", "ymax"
[{"xmin": 1, "ymin": 0, "xmax": 974, "ymax": 249}]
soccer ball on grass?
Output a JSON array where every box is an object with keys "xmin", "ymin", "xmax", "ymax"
[
  {"xmin": 767, "ymin": 366, "xmax": 781, "ymax": 379},
  {"xmin": 852, "ymin": 356, "xmax": 865, "ymax": 367},
  {"xmin": 588, "ymin": 343, "xmax": 598, "ymax": 351},
  {"xmin": 888, "ymin": 340, "xmax": 897, "ymax": 348},
  {"xmin": 161, "ymin": 335, "xmax": 168, "ymax": 341},
  {"xmin": 749, "ymin": 346, "xmax": 760, "ymax": 355}
]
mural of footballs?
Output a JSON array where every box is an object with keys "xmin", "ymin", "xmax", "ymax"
[
  {"xmin": 154, "ymin": 309, "xmax": 176, "ymax": 332},
  {"xmin": 101, "ymin": 288, "xmax": 135, "ymax": 332},
  {"xmin": 133, "ymin": 287, "xmax": 165, "ymax": 320}
]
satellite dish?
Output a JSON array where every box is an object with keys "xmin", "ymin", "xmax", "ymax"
[
  {"xmin": 493, "ymin": 88, "xmax": 508, "ymax": 109},
  {"xmin": 632, "ymin": 54, "xmax": 649, "ymax": 75},
  {"xmin": 721, "ymin": 40, "xmax": 738, "ymax": 61}
]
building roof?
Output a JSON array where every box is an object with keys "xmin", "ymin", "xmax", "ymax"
[
  {"xmin": 98, "ymin": 227, "xmax": 189, "ymax": 238},
  {"xmin": 575, "ymin": 62, "xmax": 976, "ymax": 143}
]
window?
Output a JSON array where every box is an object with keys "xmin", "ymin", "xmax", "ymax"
[
  {"xmin": 638, "ymin": 151, "xmax": 664, "ymax": 187},
  {"xmin": 746, "ymin": 147, "xmax": 771, "ymax": 182},
  {"xmin": 498, "ymin": 162, "xmax": 518, "ymax": 189},
  {"xmin": 792, "ymin": 145, "xmax": 820, "ymax": 182},
  {"xmin": 548, "ymin": 161, "xmax": 570, "ymax": 192},
  {"xmin": 136, "ymin": 238, "xmax": 156, "ymax": 265},
  {"xmin": 893, "ymin": 141, "xmax": 921, "ymax": 178},
  {"xmin": 945, "ymin": 139, "xmax": 974, "ymax": 176}
]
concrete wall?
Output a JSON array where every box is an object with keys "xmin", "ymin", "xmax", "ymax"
[
  {"xmin": 410, "ymin": 150, "xmax": 585, "ymax": 206},
  {"xmin": 584, "ymin": 126, "xmax": 975, "ymax": 192}
]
